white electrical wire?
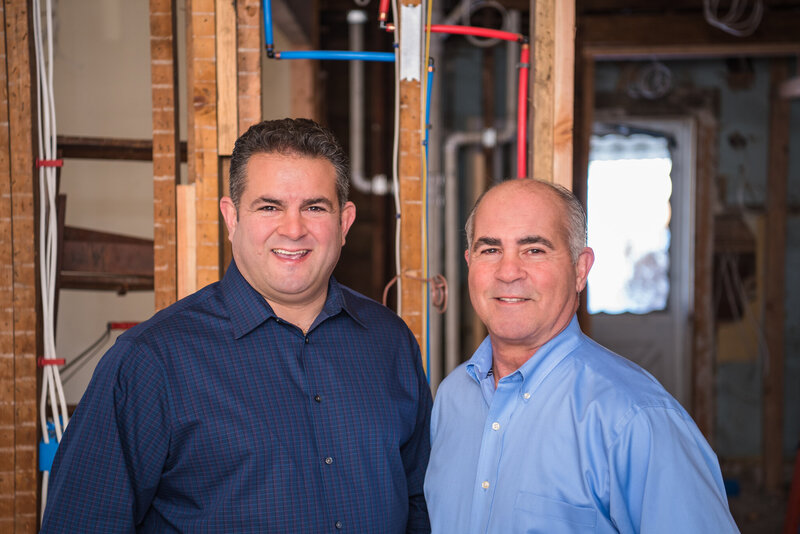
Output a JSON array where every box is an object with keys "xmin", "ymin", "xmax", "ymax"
[
  {"xmin": 33, "ymin": 0, "xmax": 69, "ymax": 521},
  {"xmin": 703, "ymin": 0, "xmax": 763, "ymax": 37},
  {"xmin": 392, "ymin": 0, "xmax": 403, "ymax": 315}
]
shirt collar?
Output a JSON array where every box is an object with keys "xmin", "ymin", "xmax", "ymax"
[
  {"xmin": 465, "ymin": 315, "xmax": 584, "ymax": 393},
  {"xmin": 221, "ymin": 261, "xmax": 365, "ymax": 338}
]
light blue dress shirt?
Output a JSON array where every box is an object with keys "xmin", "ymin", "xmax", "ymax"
[{"xmin": 424, "ymin": 316, "xmax": 739, "ymax": 534}]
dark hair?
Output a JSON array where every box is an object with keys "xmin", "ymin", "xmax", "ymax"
[{"xmin": 228, "ymin": 118, "xmax": 350, "ymax": 209}]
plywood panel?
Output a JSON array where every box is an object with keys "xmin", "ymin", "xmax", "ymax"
[{"xmin": 216, "ymin": 0, "xmax": 237, "ymax": 155}]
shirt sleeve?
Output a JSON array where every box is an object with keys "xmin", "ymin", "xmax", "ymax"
[
  {"xmin": 401, "ymin": 339, "xmax": 434, "ymax": 534},
  {"xmin": 40, "ymin": 340, "xmax": 171, "ymax": 532},
  {"xmin": 607, "ymin": 406, "xmax": 740, "ymax": 534}
]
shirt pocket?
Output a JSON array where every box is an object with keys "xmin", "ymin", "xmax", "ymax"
[{"xmin": 511, "ymin": 492, "xmax": 597, "ymax": 534}]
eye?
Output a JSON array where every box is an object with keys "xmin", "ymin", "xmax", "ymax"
[
  {"xmin": 524, "ymin": 247, "xmax": 545, "ymax": 255},
  {"xmin": 258, "ymin": 205, "xmax": 278, "ymax": 212},
  {"xmin": 479, "ymin": 247, "xmax": 500, "ymax": 255},
  {"xmin": 306, "ymin": 205, "xmax": 330, "ymax": 213}
]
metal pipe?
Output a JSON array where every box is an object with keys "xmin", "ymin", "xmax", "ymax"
[{"xmin": 276, "ymin": 50, "xmax": 395, "ymax": 62}]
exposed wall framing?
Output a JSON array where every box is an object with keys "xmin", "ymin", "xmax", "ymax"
[
  {"xmin": 1, "ymin": 0, "xmax": 38, "ymax": 530},
  {"xmin": 150, "ymin": 0, "xmax": 181, "ymax": 311}
]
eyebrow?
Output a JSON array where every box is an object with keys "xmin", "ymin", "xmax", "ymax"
[
  {"xmin": 472, "ymin": 235, "xmax": 555, "ymax": 251},
  {"xmin": 249, "ymin": 196, "xmax": 335, "ymax": 209}
]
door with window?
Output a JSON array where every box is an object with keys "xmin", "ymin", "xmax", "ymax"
[{"xmin": 586, "ymin": 117, "xmax": 695, "ymax": 408}]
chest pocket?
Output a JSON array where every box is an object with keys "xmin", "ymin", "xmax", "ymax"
[{"xmin": 511, "ymin": 492, "xmax": 597, "ymax": 534}]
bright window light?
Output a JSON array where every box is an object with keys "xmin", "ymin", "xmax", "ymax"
[{"xmin": 587, "ymin": 134, "xmax": 673, "ymax": 315}]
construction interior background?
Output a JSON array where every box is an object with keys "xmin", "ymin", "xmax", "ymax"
[{"xmin": 0, "ymin": 0, "xmax": 798, "ymax": 532}]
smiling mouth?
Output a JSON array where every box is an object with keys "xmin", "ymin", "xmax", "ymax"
[
  {"xmin": 272, "ymin": 248, "xmax": 310, "ymax": 259},
  {"xmin": 496, "ymin": 297, "xmax": 529, "ymax": 303}
]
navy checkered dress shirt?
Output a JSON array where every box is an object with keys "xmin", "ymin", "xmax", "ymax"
[{"xmin": 41, "ymin": 262, "xmax": 432, "ymax": 533}]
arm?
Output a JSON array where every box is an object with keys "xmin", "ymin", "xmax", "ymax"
[
  {"xmin": 401, "ymin": 341, "xmax": 433, "ymax": 534},
  {"xmin": 41, "ymin": 340, "xmax": 171, "ymax": 532},
  {"xmin": 607, "ymin": 407, "xmax": 740, "ymax": 534}
]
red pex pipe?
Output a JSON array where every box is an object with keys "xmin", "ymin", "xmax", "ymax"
[
  {"xmin": 517, "ymin": 43, "xmax": 530, "ymax": 178},
  {"xmin": 385, "ymin": 23, "xmax": 523, "ymax": 43},
  {"xmin": 379, "ymin": 0, "xmax": 390, "ymax": 23}
]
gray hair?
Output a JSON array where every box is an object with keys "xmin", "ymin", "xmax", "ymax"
[
  {"xmin": 228, "ymin": 118, "xmax": 350, "ymax": 209},
  {"xmin": 464, "ymin": 178, "xmax": 587, "ymax": 263}
]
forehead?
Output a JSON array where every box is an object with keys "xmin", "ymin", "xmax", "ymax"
[
  {"xmin": 243, "ymin": 153, "xmax": 337, "ymax": 195},
  {"xmin": 473, "ymin": 183, "xmax": 564, "ymax": 239}
]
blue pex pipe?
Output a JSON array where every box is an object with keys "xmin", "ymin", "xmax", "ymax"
[
  {"xmin": 277, "ymin": 50, "xmax": 396, "ymax": 62},
  {"xmin": 263, "ymin": 0, "xmax": 274, "ymax": 52}
]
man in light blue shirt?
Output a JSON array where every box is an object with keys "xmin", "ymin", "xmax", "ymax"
[{"xmin": 424, "ymin": 178, "xmax": 739, "ymax": 533}]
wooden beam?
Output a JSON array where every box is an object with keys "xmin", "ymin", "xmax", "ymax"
[
  {"xmin": 580, "ymin": 12, "xmax": 800, "ymax": 59},
  {"xmin": 4, "ymin": 0, "xmax": 38, "ymax": 530},
  {"xmin": 177, "ymin": 184, "xmax": 198, "ymax": 299},
  {"xmin": 215, "ymin": 0, "xmax": 237, "ymax": 155},
  {"xmin": 56, "ymin": 136, "xmax": 187, "ymax": 162},
  {"xmin": 397, "ymin": 0, "xmax": 425, "ymax": 357},
  {"xmin": 186, "ymin": 0, "xmax": 222, "ymax": 289},
  {"xmin": 763, "ymin": 58, "xmax": 789, "ymax": 492},
  {"xmin": 150, "ymin": 0, "xmax": 181, "ymax": 311},
  {"xmin": 237, "ymin": 0, "xmax": 262, "ymax": 133},
  {"xmin": 0, "ymin": 2, "xmax": 17, "ymax": 530},
  {"xmin": 530, "ymin": 0, "xmax": 575, "ymax": 189},
  {"xmin": 692, "ymin": 111, "xmax": 718, "ymax": 441}
]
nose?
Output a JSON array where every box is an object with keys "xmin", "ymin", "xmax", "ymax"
[
  {"xmin": 495, "ymin": 253, "xmax": 525, "ymax": 283},
  {"xmin": 278, "ymin": 209, "xmax": 307, "ymax": 240}
]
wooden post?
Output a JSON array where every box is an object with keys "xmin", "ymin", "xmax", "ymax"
[
  {"xmin": 150, "ymin": 0, "xmax": 181, "ymax": 311},
  {"xmin": 216, "ymin": 0, "xmax": 237, "ymax": 156},
  {"xmin": 692, "ymin": 112, "xmax": 718, "ymax": 441},
  {"xmin": 397, "ymin": 0, "xmax": 425, "ymax": 353},
  {"xmin": 763, "ymin": 58, "xmax": 789, "ymax": 492},
  {"xmin": 237, "ymin": 0, "xmax": 262, "ymax": 133},
  {"xmin": 3, "ymin": 0, "xmax": 38, "ymax": 530},
  {"xmin": 530, "ymin": 0, "xmax": 575, "ymax": 189},
  {"xmin": 186, "ymin": 0, "xmax": 221, "ymax": 289}
]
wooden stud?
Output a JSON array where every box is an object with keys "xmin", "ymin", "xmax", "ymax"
[
  {"xmin": 4, "ymin": 0, "xmax": 38, "ymax": 530},
  {"xmin": 0, "ymin": 2, "xmax": 16, "ymax": 529},
  {"xmin": 186, "ymin": 0, "xmax": 221, "ymax": 289},
  {"xmin": 216, "ymin": 0, "xmax": 237, "ymax": 155},
  {"xmin": 692, "ymin": 111, "xmax": 718, "ymax": 441},
  {"xmin": 177, "ymin": 184, "xmax": 198, "ymax": 299},
  {"xmin": 398, "ymin": 0, "xmax": 424, "ymax": 351},
  {"xmin": 530, "ymin": 0, "xmax": 575, "ymax": 189},
  {"xmin": 763, "ymin": 58, "xmax": 789, "ymax": 492},
  {"xmin": 150, "ymin": 0, "xmax": 180, "ymax": 311},
  {"xmin": 237, "ymin": 0, "xmax": 262, "ymax": 134}
]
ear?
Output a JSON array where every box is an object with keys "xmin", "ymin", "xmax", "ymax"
[
  {"xmin": 220, "ymin": 196, "xmax": 238, "ymax": 242},
  {"xmin": 574, "ymin": 247, "xmax": 594, "ymax": 292},
  {"xmin": 464, "ymin": 248, "xmax": 471, "ymax": 268},
  {"xmin": 339, "ymin": 201, "xmax": 356, "ymax": 244}
]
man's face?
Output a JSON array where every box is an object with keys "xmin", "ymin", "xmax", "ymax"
[
  {"xmin": 466, "ymin": 182, "xmax": 592, "ymax": 353},
  {"xmin": 220, "ymin": 153, "xmax": 355, "ymax": 313}
]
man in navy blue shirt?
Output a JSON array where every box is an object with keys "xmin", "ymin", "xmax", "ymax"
[{"xmin": 42, "ymin": 118, "xmax": 433, "ymax": 533}]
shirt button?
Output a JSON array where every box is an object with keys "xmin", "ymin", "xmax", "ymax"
[
  {"xmin": 481, "ymin": 480, "xmax": 490, "ymax": 490},
  {"xmin": 335, "ymin": 520, "xmax": 343, "ymax": 529},
  {"xmin": 491, "ymin": 422, "xmax": 500, "ymax": 431},
  {"xmin": 304, "ymin": 336, "xmax": 309, "ymax": 344},
  {"xmin": 523, "ymin": 392, "xmax": 531, "ymax": 400},
  {"xmin": 314, "ymin": 394, "xmax": 322, "ymax": 403},
  {"xmin": 324, "ymin": 456, "xmax": 333, "ymax": 465}
]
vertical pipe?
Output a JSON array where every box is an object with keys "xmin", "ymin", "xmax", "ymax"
[
  {"xmin": 348, "ymin": 10, "xmax": 367, "ymax": 192},
  {"xmin": 517, "ymin": 43, "xmax": 529, "ymax": 178},
  {"xmin": 263, "ymin": 0, "xmax": 274, "ymax": 56}
]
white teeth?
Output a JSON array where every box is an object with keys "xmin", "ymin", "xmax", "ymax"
[
  {"xmin": 498, "ymin": 297, "xmax": 525, "ymax": 303},
  {"xmin": 273, "ymin": 248, "xmax": 308, "ymax": 257}
]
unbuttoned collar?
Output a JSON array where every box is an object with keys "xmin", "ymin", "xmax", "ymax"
[
  {"xmin": 466, "ymin": 315, "xmax": 584, "ymax": 395},
  {"xmin": 221, "ymin": 261, "xmax": 366, "ymax": 339}
]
